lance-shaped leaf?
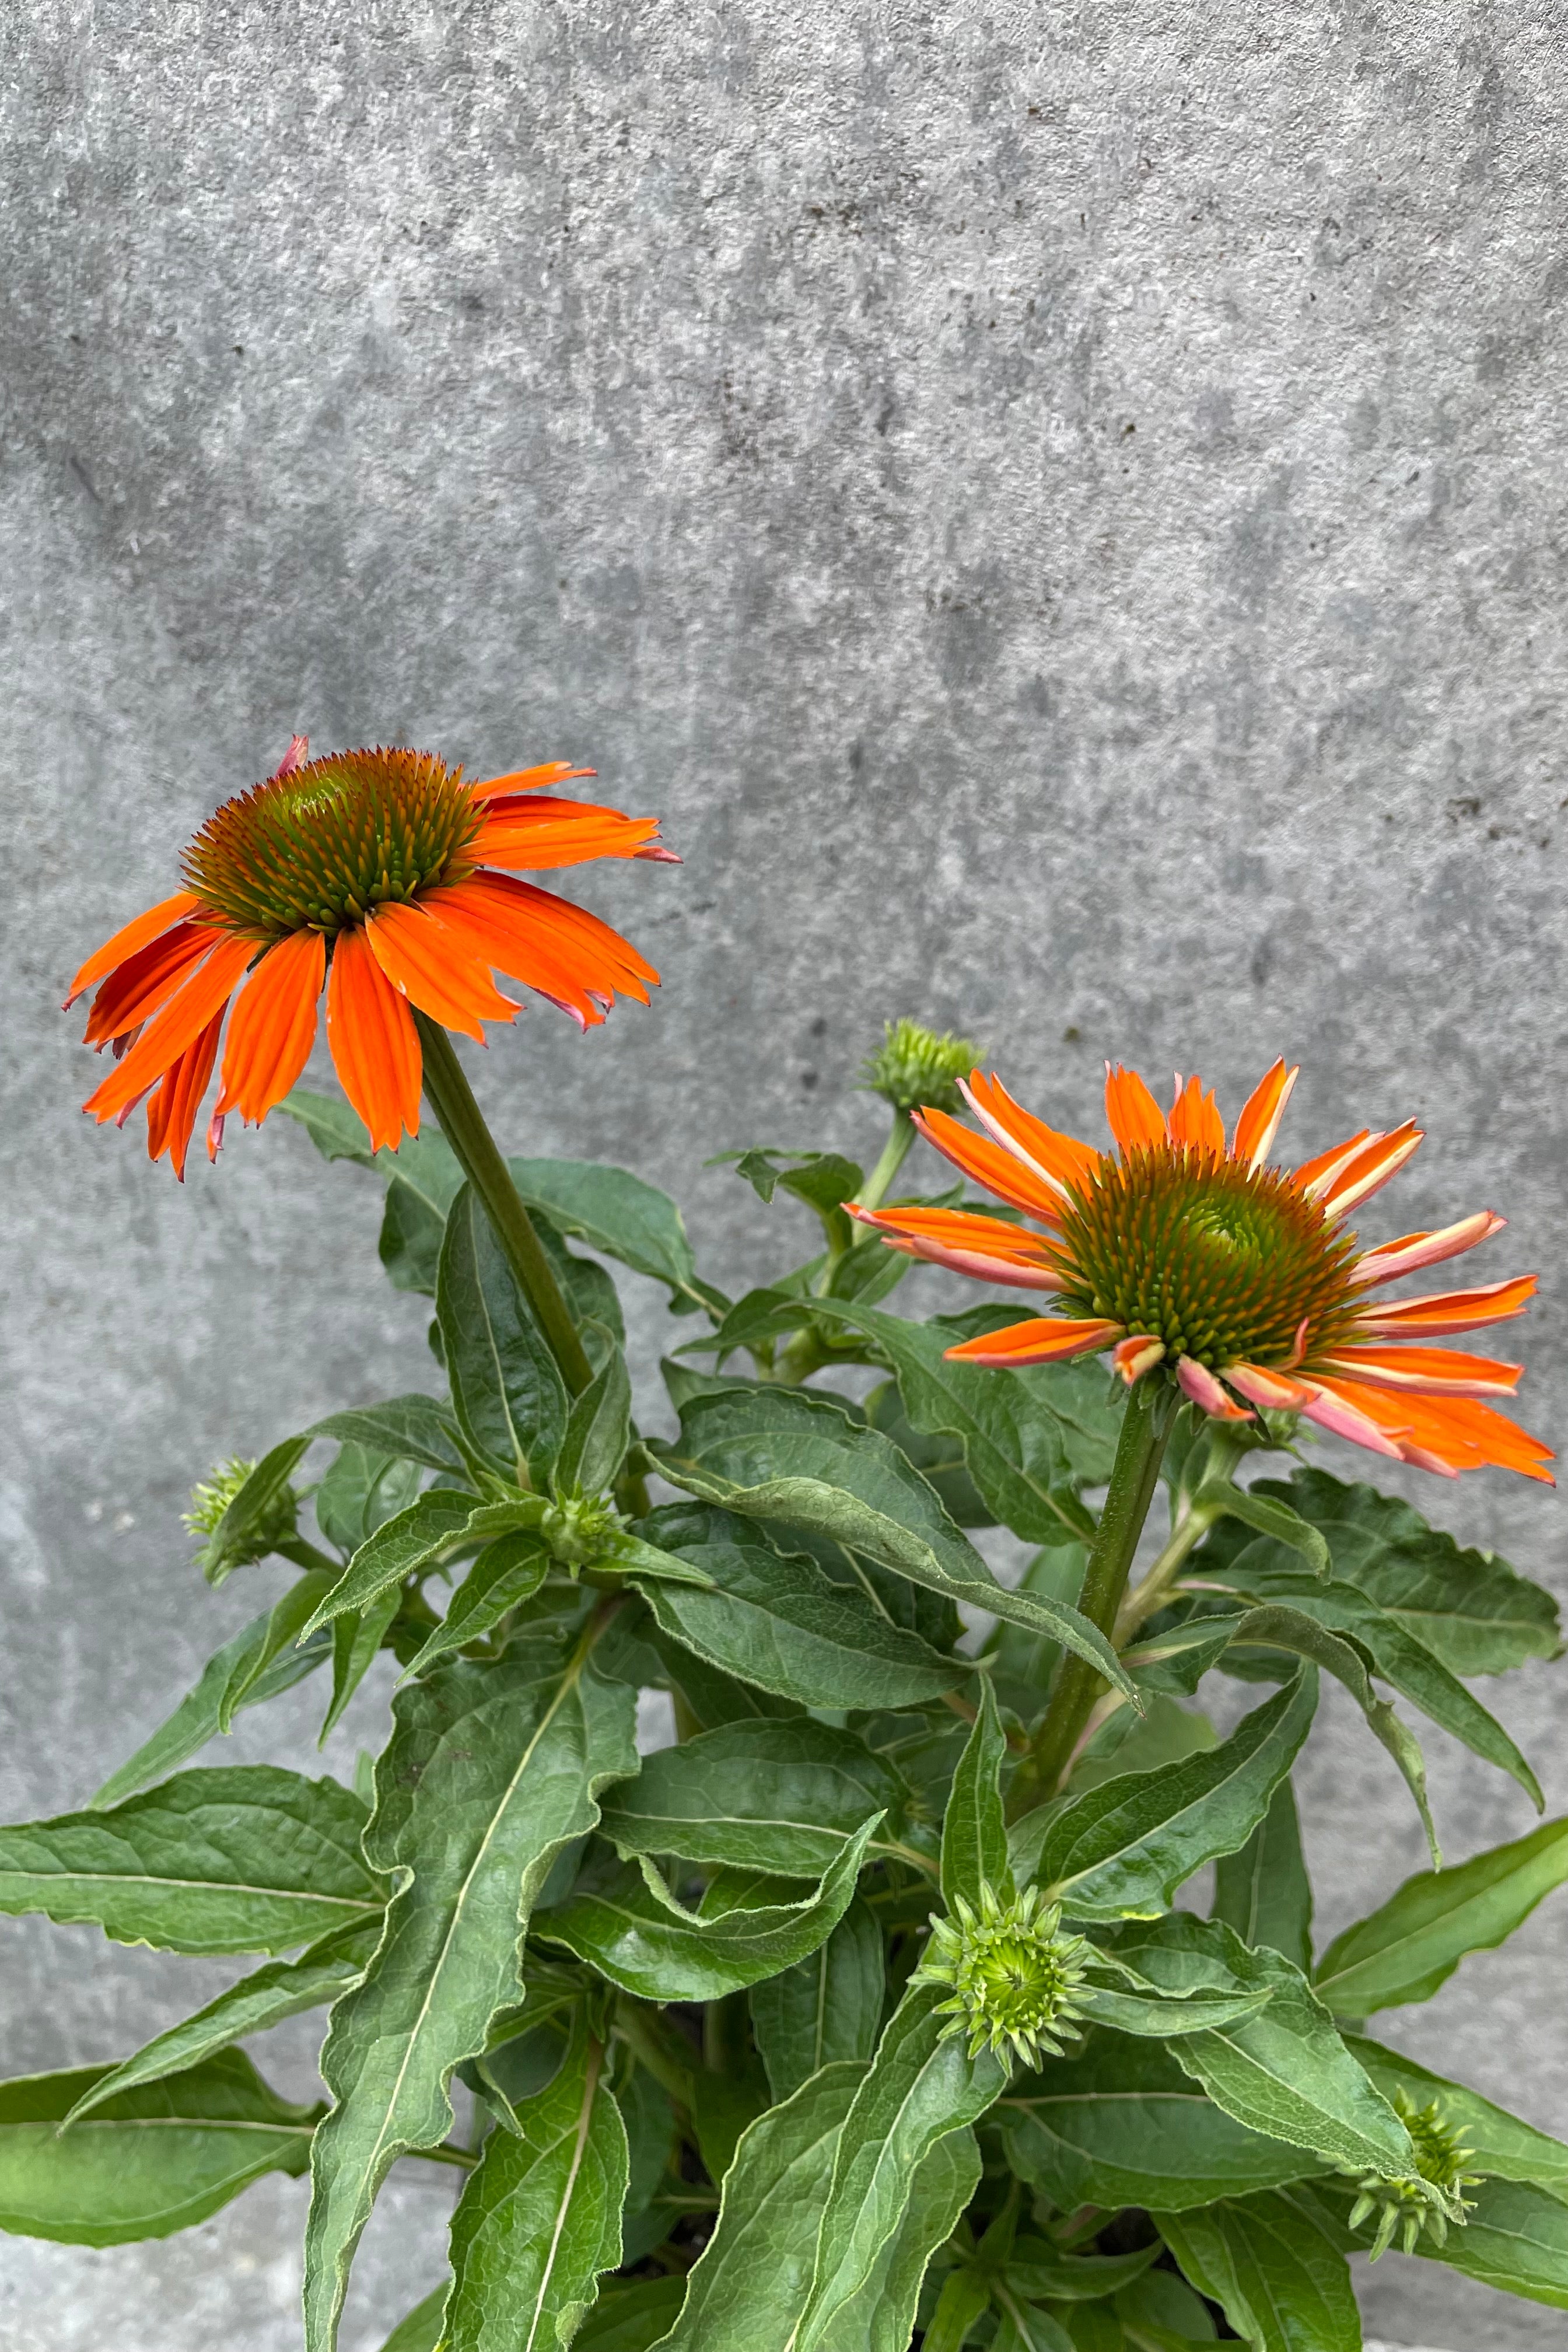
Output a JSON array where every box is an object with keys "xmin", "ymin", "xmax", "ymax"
[
  {"xmin": 438, "ymin": 1185, "xmax": 570, "ymax": 1486},
  {"xmin": 507, "ymin": 1154, "xmax": 729, "ymax": 1317},
  {"xmin": 444, "ymin": 2024, "xmax": 628, "ymax": 2351},
  {"xmin": 1004, "ymin": 2238, "xmax": 1159, "ymax": 2302},
  {"xmin": 201, "ymin": 1434, "xmax": 310, "ymax": 1584},
  {"xmin": 1343, "ymin": 2034, "xmax": 1568, "ymax": 2200},
  {"xmin": 303, "ymin": 1493, "xmax": 543, "ymax": 1636},
  {"xmin": 629, "ymin": 1535, "xmax": 968, "ymax": 1710},
  {"xmin": 1212, "ymin": 1777, "xmax": 1314, "ymax": 1974},
  {"xmin": 400, "ymin": 1534, "xmax": 551, "ymax": 1679},
  {"xmin": 580, "ymin": 2277, "xmax": 687, "ymax": 2350},
  {"xmin": 314, "ymin": 1445, "xmax": 425, "ymax": 1556},
  {"xmin": 750, "ymin": 1898, "xmax": 885, "ymax": 2101},
  {"xmin": 377, "ymin": 2287, "xmax": 450, "ymax": 2352},
  {"xmin": 302, "ymin": 1634, "xmax": 638, "ymax": 2352},
  {"xmin": 1028, "ymin": 1673, "xmax": 1317, "ymax": 1922},
  {"xmin": 999, "ymin": 2030, "xmax": 1328, "ymax": 2212},
  {"xmin": 1156, "ymin": 2187, "xmax": 1361, "ymax": 2351},
  {"xmin": 1312, "ymin": 1815, "xmax": 1568, "ymax": 2019},
  {"xmin": 1108, "ymin": 1912, "xmax": 1410, "ymax": 2176},
  {"xmin": 598, "ymin": 1718, "xmax": 907, "ymax": 1878},
  {"xmin": 828, "ymin": 2122, "xmax": 981, "ymax": 2352},
  {"xmin": 941, "ymin": 1679, "xmax": 1012, "ymax": 1911},
  {"xmin": 649, "ymin": 1387, "xmax": 1131, "ymax": 1695},
  {"xmin": 537, "ymin": 1818, "xmax": 880, "ymax": 2003},
  {"xmin": 788, "ymin": 1986, "xmax": 1006, "ymax": 2350},
  {"xmin": 0, "ymin": 1767, "xmax": 380, "ymax": 1955},
  {"xmin": 555, "ymin": 1346, "xmax": 634, "ymax": 1500},
  {"xmin": 0, "ymin": 2048, "xmax": 318, "ymax": 2245},
  {"xmin": 1076, "ymin": 1957, "xmax": 1271, "ymax": 2040},
  {"xmin": 321, "ymin": 1585, "xmax": 405, "ymax": 1744},
  {"xmin": 310, "ymin": 1395, "xmax": 469, "ymax": 1476},
  {"xmin": 218, "ymin": 1570, "xmax": 338, "ymax": 1731},
  {"xmin": 92, "ymin": 1605, "xmax": 333, "ymax": 1808},
  {"xmin": 64, "ymin": 1918, "xmax": 381, "ymax": 2121},
  {"xmin": 1200, "ymin": 1480, "xmax": 1331, "ymax": 1578}
]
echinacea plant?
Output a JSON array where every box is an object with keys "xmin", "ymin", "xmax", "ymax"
[{"xmin": 6, "ymin": 740, "xmax": 1568, "ymax": 2352}]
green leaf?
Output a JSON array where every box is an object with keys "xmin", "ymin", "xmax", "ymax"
[
  {"xmin": 537, "ymin": 1816, "xmax": 880, "ymax": 2002},
  {"xmin": 1204, "ymin": 1483, "xmax": 1329, "ymax": 1578},
  {"xmin": 999, "ymin": 2030, "xmax": 1328, "ymax": 2212},
  {"xmin": 0, "ymin": 2048, "xmax": 318, "ymax": 2246},
  {"xmin": 810, "ymin": 1300, "xmax": 1114, "ymax": 1542},
  {"xmin": 0, "ymin": 1767, "xmax": 381, "ymax": 1955},
  {"xmin": 1311, "ymin": 2168, "xmax": 1568, "ymax": 2308},
  {"xmin": 1005, "ymin": 2238, "xmax": 1159, "ymax": 2301},
  {"xmin": 865, "ymin": 1378, "xmax": 992, "ymax": 1526},
  {"xmin": 218, "ymin": 1570, "xmax": 338, "ymax": 1732},
  {"xmin": 400, "ymin": 1534, "xmax": 551, "ymax": 1678},
  {"xmin": 828, "ymin": 2122, "xmax": 982, "ymax": 2352},
  {"xmin": 376, "ymin": 2286, "xmax": 450, "ymax": 2352},
  {"xmin": 599, "ymin": 1719, "xmax": 907, "ymax": 1877},
  {"xmin": 91, "ymin": 1606, "xmax": 333, "ymax": 1808},
  {"xmin": 649, "ymin": 1387, "xmax": 1131, "ymax": 1696},
  {"xmin": 750, "ymin": 1898, "xmax": 885, "ymax": 2100},
  {"xmin": 921, "ymin": 2260, "xmax": 993, "ymax": 2352},
  {"xmin": 1343, "ymin": 2034, "xmax": 1568, "ymax": 2200},
  {"xmin": 578, "ymin": 2276, "xmax": 687, "ymax": 2350},
  {"xmin": 1076, "ymin": 1961, "xmax": 1271, "ymax": 2042},
  {"xmin": 556, "ymin": 1346, "xmax": 634, "ymax": 1499},
  {"xmin": 990, "ymin": 2306, "xmax": 1074, "ymax": 2352},
  {"xmin": 1156, "ymin": 2188, "xmax": 1361, "ymax": 2351},
  {"xmin": 300, "ymin": 1490, "xmax": 493, "ymax": 1634},
  {"xmin": 438, "ymin": 1186, "xmax": 571, "ymax": 1488},
  {"xmin": 630, "ymin": 1531, "xmax": 967, "ymax": 1711},
  {"xmin": 1212, "ymin": 1779, "xmax": 1314, "ymax": 1974},
  {"xmin": 1114, "ymin": 2267, "xmax": 1218, "ymax": 2340},
  {"xmin": 1312, "ymin": 1816, "xmax": 1568, "ymax": 2018},
  {"xmin": 202, "ymin": 1435, "xmax": 310, "ymax": 1584},
  {"xmin": 1029, "ymin": 1674, "xmax": 1317, "ymax": 1922},
  {"xmin": 1070, "ymin": 1693, "xmax": 1218, "ymax": 1794},
  {"xmin": 321, "ymin": 1586, "xmax": 405, "ymax": 1744},
  {"xmin": 1108, "ymin": 1912, "xmax": 1410, "ymax": 2176},
  {"xmin": 507, "ymin": 1156, "xmax": 727, "ymax": 1316},
  {"xmin": 942, "ymin": 1679, "xmax": 1012, "ymax": 1910},
  {"xmin": 444, "ymin": 2024, "xmax": 627, "ymax": 2351},
  {"xmin": 315, "ymin": 1446, "xmax": 425, "ymax": 1558},
  {"xmin": 282, "ymin": 1086, "xmax": 386, "ymax": 1166},
  {"xmin": 310, "ymin": 1395, "xmax": 469, "ymax": 1475},
  {"xmin": 63, "ymin": 1918, "xmax": 380, "ymax": 2121},
  {"xmin": 302, "ymin": 1634, "xmax": 638, "ymax": 2352}
]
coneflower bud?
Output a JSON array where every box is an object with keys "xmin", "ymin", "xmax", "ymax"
[
  {"xmin": 860, "ymin": 1018, "xmax": 983, "ymax": 1118},
  {"xmin": 912, "ymin": 1882, "xmax": 1091, "ymax": 2071},
  {"xmin": 1347, "ymin": 2093, "xmax": 1482, "ymax": 2259},
  {"xmin": 183, "ymin": 1456, "xmax": 298, "ymax": 1577}
]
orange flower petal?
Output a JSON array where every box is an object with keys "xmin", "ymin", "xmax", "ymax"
[
  {"xmin": 425, "ymin": 874, "xmax": 656, "ymax": 1020},
  {"xmin": 1317, "ymin": 1343, "xmax": 1521, "ymax": 1398},
  {"xmin": 961, "ymin": 1072, "xmax": 1101, "ymax": 1198},
  {"xmin": 146, "ymin": 1009, "xmax": 225, "ymax": 1180},
  {"xmin": 469, "ymin": 762, "xmax": 598, "ymax": 804},
  {"xmin": 1226, "ymin": 1362, "xmax": 1318, "ymax": 1412},
  {"xmin": 1104, "ymin": 1063, "xmax": 1167, "ymax": 1156},
  {"xmin": 1112, "ymin": 1335, "xmax": 1167, "ymax": 1384},
  {"xmin": 1231, "ymin": 1058, "xmax": 1298, "ymax": 1170},
  {"xmin": 326, "ymin": 927, "xmax": 422, "ymax": 1153},
  {"xmin": 1316, "ymin": 1122, "xmax": 1424, "ymax": 1218},
  {"xmin": 491, "ymin": 878, "xmax": 659, "ymax": 992},
  {"xmin": 1175, "ymin": 1357, "xmax": 1255, "ymax": 1419},
  {"xmin": 82, "ymin": 920, "xmax": 219, "ymax": 1046},
  {"xmin": 1314, "ymin": 1380, "xmax": 1554, "ymax": 1484},
  {"xmin": 363, "ymin": 901, "xmax": 519, "ymax": 1042},
  {"xmin": 1292, "ymin": 1129, "xmax": 1374, "ymax": 1198},
  {"xmin": 1168, "ymin": 1074, "xmax": 1226, "ymax": 1156},
  {"xmin": 65, "ymin": 890, "xmax": 202, "ymax": 1009},
  {"xmin": 943, "ymin": 1315, "xmax": 1122, "ymax": 1366},
  {"xmin": 1353, "ymin": 1275, "xmax": 1537, "ymax": 1338},
  {"xmin": 1354, "ymin": 1212, "xmax": 1506, "ymax": 1286},
  {"xmin": 470, "ymin": 801, "xmax": 663, "ymax": 871},
  {"xmin": 216, "ymin": 928, "xmax": 327, "ymax": 1123},
  {"xmin": 848, "ymin": 1203, "xmax": 1068, "ymax": 1291},
  {"xmin": 83, "ymin": 935, "xmax": 255, "ymax": 1124},
  {"xmin": 911, "ymin": 1105, "xmax": 1069, "ymax": 1224},
  {"xmin": 1296, "ymin": 1376, "xmax": 1409, "ymax": 1461}
]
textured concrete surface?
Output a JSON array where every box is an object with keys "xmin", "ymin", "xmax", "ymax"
[{"xmin": 3, "ymin": 3, "xmax": 1566, "ymax": 2343}]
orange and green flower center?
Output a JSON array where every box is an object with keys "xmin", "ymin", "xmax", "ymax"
[
  {"xmin": 1057, "ymin": 1147, "xmax": 1359, "ymax": 1368},
  {"xmin": 181, "ymin": 748, "xmax": 481, "ymax": 940}
]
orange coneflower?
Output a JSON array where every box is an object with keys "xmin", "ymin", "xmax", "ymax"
[
  {"xmin": 851, "ymin": 1058, "xmax": 1553, "ymax": 1485},
  {"xmin": 65, "ymin": 737, "xmax": 677, "ymax": 1177}
]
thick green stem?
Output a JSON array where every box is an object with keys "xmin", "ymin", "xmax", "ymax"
[
  {"xmin": 1022, "ymin": 1384, "xmax": 1172, "ymax": 1803},
  {"xmin": 858, "ymin": 1108, "xmax": 917, "ymax": 1212},
  {"xmin": 413, "ymin": 1011, "xmax": 594, "ymax": 1398},
  {"xmin": 1113, "ymin": 1426, "xmax": 1251, "ymax": 1644}
]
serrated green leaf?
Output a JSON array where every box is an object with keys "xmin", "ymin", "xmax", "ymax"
[
  {"xmin": 1156, "ymin": 2188, "xmax": 1360, "ymax": 2350},
  {"xmin": 750, "ymin": 1898, "xmax": 885, "ymax": 2101},
  {"xmin": 321, "ymin": 1586, "xmax": 405, "ymax": 1745},
  {"xmin": 598, "ymin": 1719, "xmax": 906, "ymax": 1877},
  {"xmin": 302, "ymin": 1632, "xmax": 638, "ymax": 2352},
  {"xmin": 1212, "ymin": 1779, "xmax": 1314, "ymax": 1975},
  {"xmin": 507, "ymin": 1156, "xmax": 727, "ymax": 1316},
  {"xmin": 91, "ymin": 1604, "xmax": 334, "ymax": 1808},
  {"xmin": 0, "ymin": 1767, "xmax": 380, "ymax": 1955},
  {"xmin": 556, "ymin": 1347, "xmax": 634, "ymax": 1500},
  {"xmin": 400, "ymin": 1534, "xmax": 551, "ymax": 1679},
  {"xmin": 64, "ymin": 1919, "xmax": 380, "ymax": 2120},
  {"xmin": 0, "ymin": 2048, "xmax": 318, "ymax": 2246},
  {"xmin": 1343, "ymin": 2034, "xmax": 1568, "ymax": 2199},
  {"xmin": 438, "ymin": 1186, "xmax": 571, "ymax": 1488},
  {"xmin": 830, "ymin": 2122, "xmax": 982, "ymax": 2352},
  {"xmin": 309, "ymin": 1396, "xmax": 469, "ymax": 1475},
  {"xmin": 537, "ymin": 1816, "xmax": 880, "ymax": 2002},
  {"xmin": 1312, "ymin": 1817, "xmax": 1568, "ymax": 2018},
  {"xmin": 219, "ymin": 1570, "xmax": 338, "ymax": 1732},
  {"xmin": 1028, "ymin": 1674, "xmax": 1317, "ymax": 1922},
  {"xmin": 649, "ymin": 1387, "xmax": 1130, "ymax": 1696},
  {"xmin": 300, "ymin": 1490, "xmax": 499, "ymax": 1635},
  {"xmin": 864, "ymin": 1377, "xmax": 992, "ymax": 1525},
  {"xmin": 1202, "ymin": 1482, "xmax": 1329, "ymax": 1578},
  {"xmin": 942, "ymin": 1680, "xmax": 1012, "ymax": 1910},
  {"xmin": 999, "ymin": 2030, "xmax": 1327, "ymax": 2211},
  {"xmin": 445, "ymin": 2022, "xmax": 627, "ymax": 2350}
]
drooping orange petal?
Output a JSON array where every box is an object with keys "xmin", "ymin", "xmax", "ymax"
[
  {"xmin": 1292, "ymin": 1129, "xmax": 1375, "ymax": 1198},
  {"xmin": 363, "ymin": 901, "xmax": 519, "ymax": 1042},
  {"xmin": 1352, "ymin": 1276, "xmax": 1537, "ymax": 1338},
  {"xmin": 942, "ymin": 1315, "xmax": 1122, "ymax": 1366},
  {"xmin": 1175, "ymin": 1357, "xmax": 1254, "ymax": 1420},
  {"xmin": 145, "ymin": 1009, "xmax": 225, "ymax": 1180},
  {"xmin": 1231, "ymin": 1058, "xmax": 1298, "ymax": 1170},
  {"xmin": 470, "ymin": 800, "xmax": 663, "ymax": 871},
  {"xmin": 468, "ymin": 762, "xmax": 598, "ymax": 804},
  {"xmin": 1317, "ymin": 1343, "xmax": 1521, "ymax": 1398},
  {"xmin": 1104, "ymin": 1063, "xmax": 1167, "ymax": 1156},
  {"xmin": 1168, "ymin": 1074, "xmax": 1226, "ymax": 1157},
  {"xmin": 1316, "ymin": 1122, "xmax": 1424, "ymax": 1219},
  {"xmin": 1353, "ymin": 1213, "xmax": 1506, "ymax": 1287},
  {"xmin": 82, "ymin": 921, "xmax": 219, "ymax": 1046},
  {"xmin": 65, "ymin": 890, "xmax": 202, "ymax": 1009},
  {"xmin": 848, "ymin": 1202, "xmax": 1068, "ymax": 1290},
  {"xmin": 961, "ymin": 1072, "xmax": 1102, "ymax": 1199},
  {"xmin": 326, "ymin": 927, "xmax": 422, "ymax": 1153},
  {"xmin": 911, "ymin": 1105, "xmax": 1070, "ymax": 1224},
  {"xmin": 83, "ymin": 935, "xmax": 255, "ymax": 1124},
  {"xmin": 422, "ymin": 874, "xmax": 656, "ymax": 1022},
  {"xmin": 1314, "ymin": 1380, "xmax": 1555, "ymax": 1484},
  {"xmin": 216, "ymin": 928, "xmax": 327, "ymax": 1122},
  {"xmin": 1295, "ymin": 1376, "xmax": 1409, "ymax": 1461},
  {"xmin": 1225, "ymin": 1362, "xmax": 1319, "ymax": 1412}
]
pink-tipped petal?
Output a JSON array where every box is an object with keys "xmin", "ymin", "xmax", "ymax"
[
  {"xmin": 634, "ymin": 844, "xmax": 683, "ymax": 863},
  {"xmin": 1317, "ymin": 1122, "xmax": 1424, "ymax": 1219},
  {"xmin": 1317, "ymin": 1344, "xmax": 1522, "ymax": 1398},
  {"xmin": 1175, "ymin": 1357, "xmax": 1255, "ymax": 1420},
  {"xmin": 1225, "ymin": 1362, "xmax": 1318, "ymax": 1412},
  {"xmin": 269, "ymin": 734, "xmax": 309, "ymax": 780},
  {"xmin": 1298, "ymin": 1382, "xmax": 1409, "ymax": 1461},
  {"xmin": 1353, "ymin": 1275, "xmax": 1537, "ymax": 1338},
  {"xmin": 1354, "ymin": 1212, "xmax": 1506, "ymax": 1286}
]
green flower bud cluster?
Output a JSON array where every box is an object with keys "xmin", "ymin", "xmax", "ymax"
[
  {"xmin": 1348, "ymin": 2092, "xmax": 1482, "ymax": 2259},
  {"xmin": 540, "ymin": 1490, "xmax": 622, "ymax": 1570},
  {"xmin": 183, "ymin": 1457, "xmax": 298, "ymax": 1577},
  {"xmin": 913, "ymin": 1883, "xmax": 1091, "ymax": 2071},
  {"xmin": 859, "ymin": 1017, "xmax": 982, "ymax": 1117}
]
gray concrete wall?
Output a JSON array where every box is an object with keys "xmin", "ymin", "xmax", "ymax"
[{"xmin": 2, "ymin": 4, "xmax": 1565, "ymax": 2344}]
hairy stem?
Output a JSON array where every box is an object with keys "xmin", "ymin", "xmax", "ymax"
[
  {"xmin": 1113, "ymin": 1426, "xmax": 1251, "ymax": 1643},
  {"xmin": 858, "ymin": 1108, "xmax": 917, "ymax": 1212}
]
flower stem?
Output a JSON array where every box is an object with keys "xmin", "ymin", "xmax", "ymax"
[
  {"xmin": 412, "ymin": 1012, "xmax": 594, "ymax": 1397},
  {"xmin": 1019, "ymin": 1382, "xmax": 1172, "ymax": 1805},
  {"xmin": 858, "ymin": 1108, "xmax": 917, "ymax": 1212}
]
